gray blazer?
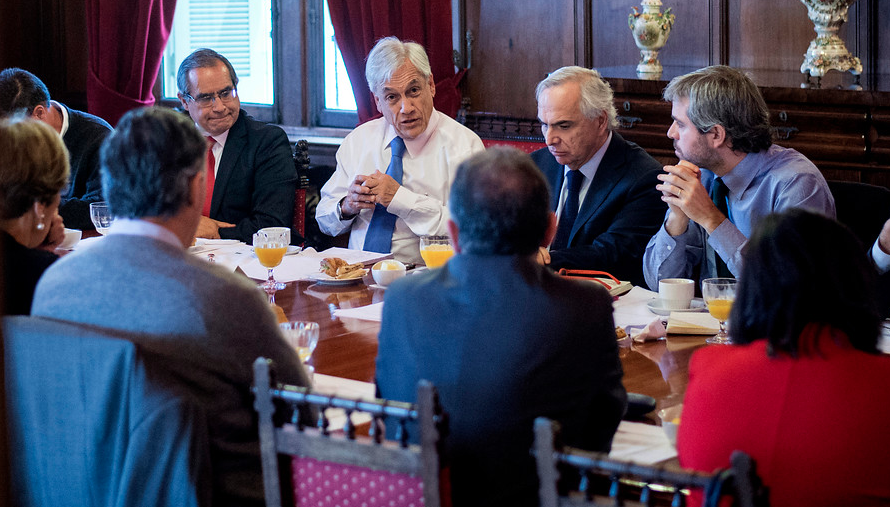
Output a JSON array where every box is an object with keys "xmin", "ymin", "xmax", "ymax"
[
  {"xmin": 4, "ymin": 315, "xmax": 210, "ymax": 507},
  {"xmin": 32, "ymin": 234, "xmax": 311, "ymax": 507}
]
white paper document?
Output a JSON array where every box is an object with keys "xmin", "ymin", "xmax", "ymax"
[
  {"xmin": 613, "ymin": 286, "xmax": 660, "ymax": 329},
  {"xmin": 608, "ymin": 420, "xmax": 677, "ymax": 464}
]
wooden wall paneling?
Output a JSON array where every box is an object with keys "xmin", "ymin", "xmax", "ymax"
[
  {"xmin": 872, "ymin": 107, "xmax": 890, "ymax": 167},
  {"xmin": 575, "ymin": 0, "xmax": 592, "ymax": 68},
  {"xmin": 655, "ymin": 0, "xmax": 712, "ymax": 69},
  {"xmin": 728, "ymin": 0, "xmax": 813, "ymax": 72},
  {"xmin": 588, "ymin": 0, "xmax": 712, "ymax": 72},
  {"xmin": 769, "ymin": 103, "xmax": 869, "ymax": 162},
  {"xmin": 463, "ymin": 0, "xmax": 575, "ymax": 118},
  {"xmin": 277, "ymin": 0, "xmax": 306, "ymax": 126},
  {"xmin": 710, "ymin": 0, "xmax": 729, "ymax": 65},
  {"xmin": 60, "ymin": 0, "xmax": 88, "ymax": 109},
  {"xmin": 0, "ymin": 0, "xmax": 87, "ymax": 109}
]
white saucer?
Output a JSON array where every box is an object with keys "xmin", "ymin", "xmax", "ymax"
[
  {"xmin": 307, "ymin": 272, "xmax": 368, "ymax": 286},
  {"xmin": 647, "ymin": 298, "xmax": 706, "ymax": 316}
]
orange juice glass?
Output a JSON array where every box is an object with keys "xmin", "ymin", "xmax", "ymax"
[{"xmin": 420, "ymin": 236, "xmax": 454, "ymax": 268}]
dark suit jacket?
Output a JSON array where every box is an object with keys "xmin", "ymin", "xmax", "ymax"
[
  {"xmin": 60, "ymin": 104, "xmax": 113, "ymax": 230},
  {"xmin": 376, "ymin": 254, "xmax": 627, "ymax": 507},
  {"xmin": 212, "ymin": 111, "xmax": 296, "ymax": 243},
  {"xmin": 531, "ymin": 133, "xmax": 665, "ymax": 286}
]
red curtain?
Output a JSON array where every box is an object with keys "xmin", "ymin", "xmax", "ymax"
[
  {"xmin": 85, "ymin": 0, "xmax": 177, "ymax": 126},
  {"xmin": 327, "ymin": 0, "xmax": 463, "ymax": 125}
]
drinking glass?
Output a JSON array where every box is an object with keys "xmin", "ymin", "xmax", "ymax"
[
  {"xmin": 701, "ymin": 277, "xmax": 737, "ymax": 345},
  {"xmin": 419, "ymin": 235, "xmax": 454, "ymax": 268},
  {"xmin": 253, "ymin": 227, "xmax": 290, "ymax": 292},
  {"xmin": 89, "ymin": 202, "xmax": 114, "ymax": 235},
  {"xmin": 280, "ymin": 320, "xmax": 320, "ymax": 366}
]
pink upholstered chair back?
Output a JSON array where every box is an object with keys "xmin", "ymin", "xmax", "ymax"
[{"xmin": 253, "ymin": 358, "xmax": 448, "ymax": 507}]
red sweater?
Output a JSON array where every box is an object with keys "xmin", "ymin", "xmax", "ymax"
[{"xmin": 678, "ymin": 326, "xmax": 890, "ymax": 507}]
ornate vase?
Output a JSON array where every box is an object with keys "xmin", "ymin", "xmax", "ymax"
[
  {"xmin": 800, "ymin": 0, "xmax": 862, "ymax": 86},
  {"xmin": 628, "ymin": 0, "xmax": 675, "ymax": 76}
]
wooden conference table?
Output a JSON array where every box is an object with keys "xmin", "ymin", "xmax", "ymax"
[{"xmin": 264, "ymin": 270, "xmax": 708, "ymax": 421}]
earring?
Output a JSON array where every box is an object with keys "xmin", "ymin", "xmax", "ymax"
[{"xmin": 36, "ymin": 214, "xmax": 46, "ymax": 231}]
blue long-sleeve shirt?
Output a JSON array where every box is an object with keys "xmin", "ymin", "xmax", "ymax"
[{"xmin": 643, "ymin": 145, "xmax": 836, "ymax": 289}]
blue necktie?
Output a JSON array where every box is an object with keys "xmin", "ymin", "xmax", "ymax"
[
  {"xmin": 551, "ymin": 170, "xmax": 583, "ymax": 250},
  {"xmin": 709, "ymin": 177, "xmax": 733, "ymax": 277},
  {"xmin": 363, "ymin": 137, "xmax": 406, "ymax": 253}
]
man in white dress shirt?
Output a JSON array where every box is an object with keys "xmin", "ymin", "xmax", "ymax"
[{"xmin": 316, "ymin": 36, "xmax": 484, "ymax": 264}]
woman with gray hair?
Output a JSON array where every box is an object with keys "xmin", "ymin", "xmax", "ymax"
[{"xmin": 0, "ymin": 116, "xmax": 69, "ymax": 314}]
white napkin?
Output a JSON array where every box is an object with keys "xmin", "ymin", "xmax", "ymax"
[
  {"xmin": 331, "ymin": 302, "xmax": 384, "ymax": 322},
  {"xmin": 239, "ymin": 255, "xmax": 325, "ymax": 282}
]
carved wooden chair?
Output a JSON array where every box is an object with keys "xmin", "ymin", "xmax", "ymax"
[
  {"xmin": 533, "ymin": 417, "xmax": 769, "ymax": 507},
  {"xmin": 252, "ymin": 358, "xmax": 448, "ymax": 507},
  {"xmin": 292, "ymin": 139, "xmax": 311, "ymax": 243}
]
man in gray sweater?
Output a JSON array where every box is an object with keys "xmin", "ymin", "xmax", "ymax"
[{"xmin": 33, "ymin": 106, "xmax": 311, "ymax": 507}]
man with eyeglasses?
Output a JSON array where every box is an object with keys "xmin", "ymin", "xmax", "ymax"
[{"xmin": 177, "ymin": 48, "xmax": 296, "ymax": 243}]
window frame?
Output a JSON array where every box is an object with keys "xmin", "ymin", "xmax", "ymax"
[{"xmin": 155, "ymin": 0, "xmax": 359, "ymax": 131}]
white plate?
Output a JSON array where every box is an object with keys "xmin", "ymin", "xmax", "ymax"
[
  {"xmin": 194, "ymin": 238, "xmax": 241, "ymax": 246},
  {"xmin": 647, "ymin": 298, "xmax": 706, "ymax": 316},
  {"xmin": 307, "ymin": 272, "xmax": 368, "ymax": 286}
]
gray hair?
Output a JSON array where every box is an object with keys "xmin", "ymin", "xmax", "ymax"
[
  {"xmin": 449, "ymin": 147, "xmax": 551, "ymax": 256},
  {"xmin": 176, "ymin": 48, "xmax": 239, "ymax": 96},
  {"xmin": 663, "ymin": 65, "xmax": 772, "ymax": 153},
  {"xmin": 100, "ymin": 107, "xmax": 205, "ymax": 219},
  {"xmin": 536, "ymin": 66, "xmax": 618, "ymax": 130},
  {"xmin": 365, "ymin": 37, "xmax": 432, "ymax": 95}
]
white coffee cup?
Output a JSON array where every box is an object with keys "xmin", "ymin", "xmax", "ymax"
[{"xmin": 658, "ymin": 278, "xmax": 695, "ymax": 309}]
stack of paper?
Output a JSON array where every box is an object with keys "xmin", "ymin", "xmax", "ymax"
[{"xmin": 666, "ymin": 312, "xmax": 719, "ymax": 335}]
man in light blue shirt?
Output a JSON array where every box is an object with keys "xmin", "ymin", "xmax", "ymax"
[{"xmin": 643, "ymin": 66, "xmax": 835, "ymax": 289}]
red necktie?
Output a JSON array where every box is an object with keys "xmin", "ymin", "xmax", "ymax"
[{"xmin": 203, "ymin": 136, "xmax": 216, "ymax": 216}]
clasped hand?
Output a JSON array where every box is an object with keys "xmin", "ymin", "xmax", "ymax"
[
  {"xmin": 655, "ymin": 161, "xmax": 726, "ymax": 235},
  {"xmin": 340, "ymin": 171, "xmax": 400, "ymax": 216}
]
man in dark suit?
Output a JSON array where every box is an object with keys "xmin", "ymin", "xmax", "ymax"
[
  {"xmin": 376, "ymin": 147, "xmax": 627, "ymax": 507},
  {"xmin": 531, "ymin": 66, "xmax": 665, "ymax": 286},
  {"xmin": 177, "ymin": 48, "xmax": 296, "ymax": 243},
  {"xmin": 0, "ymin": 67, "xmax": 113, "ymax": 231}
]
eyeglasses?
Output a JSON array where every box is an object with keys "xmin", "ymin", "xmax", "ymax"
[{"xmin": 184, "ymin": 87, "xmax": 238, "ymax": 108}]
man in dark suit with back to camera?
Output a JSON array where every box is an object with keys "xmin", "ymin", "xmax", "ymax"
[
  {"xmin": 531, "ymin": 66, "xmax": 665, "ymax": 287},
  {"xmin": 376, "ymin": 147, "xmax": 627, "ymax": 507},
  {"xmin": 32, "ymin": 106, "xmax": 311, "ymax": 506},
  {"xmin": 177, "ymin": 48, "xmax": 297, "ymax": 243},
  {"xmin": 0, "ymin": 67, "xmax": 113, "ymax": 231}
]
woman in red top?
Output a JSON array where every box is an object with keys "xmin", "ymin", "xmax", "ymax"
[{"xmin": 678, "ymin": 209, "xmax": 890, "ymax": 507}]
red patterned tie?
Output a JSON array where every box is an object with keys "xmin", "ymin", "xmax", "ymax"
[{"xmin": 203, "ymin": 136, "xmax": 215, "ymax": 217}]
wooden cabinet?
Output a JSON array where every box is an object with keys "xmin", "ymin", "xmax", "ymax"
[{"xmin": 463, "ymin": 68, "xmax": 890, "ymax": 189}]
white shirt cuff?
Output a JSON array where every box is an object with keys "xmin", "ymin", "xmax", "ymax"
[{"xmin": 872, "ymin": 239, "xmax": 890, "ymax": 274}]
